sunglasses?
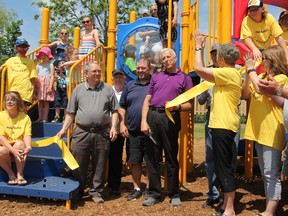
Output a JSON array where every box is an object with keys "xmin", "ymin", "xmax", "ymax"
[
  {"xmin": 82, "ymin": 20, "xmax": 91, "ymax": 24},
  {"xmin": 17, "ymin": 47, "xmax": 29, "ymax": 51},
  {"xmin": 150, "ymin": 9, "xmax": 157, "ymax": 12},
  {"xmin": 61, "ymin": 32, "xmax": 69, "ymax": 35},
  {"xmin": 5, "ymin": 98, "xmax": 17, "ymax": 103}
]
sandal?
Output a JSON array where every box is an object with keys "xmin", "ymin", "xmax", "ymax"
[
  {"xmin": 7, "ymin": 176, "xmax": 18, "ymax": 185},
  {"xmin": 17, "ymin": 177, "xmax": 27, "ymax": 186}
]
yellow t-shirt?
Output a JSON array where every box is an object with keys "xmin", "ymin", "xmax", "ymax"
[
  {"xmin": 240, "ymin": 13, "xmax": 283, "ymax": 50},
  {"xmin": 282, "ymin": 31, "xmax": 288, "ymax": 41},
  {"xmin": 3, "ymin": 56, "xmax": 37, "ymax": 103},
  {"xmin": 208, "ymin": 68, "xmax": 242, "ymax": 132},
  {"xmin": 0, "ymin": 111, "xmax": 32, "ymax": 144},
  {"xmin": 244, "ymin": 74, "xmax": 288, "ymax": 151}
]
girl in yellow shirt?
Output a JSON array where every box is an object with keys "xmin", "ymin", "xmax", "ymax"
[{"xmin": 0, "ymin": 91, "xmax": 32, "ymax": 185}]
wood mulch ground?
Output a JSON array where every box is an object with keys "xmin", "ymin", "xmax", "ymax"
[{"xmin": 0, "ymin": 138, "xmax": 288, "ymax": 216}]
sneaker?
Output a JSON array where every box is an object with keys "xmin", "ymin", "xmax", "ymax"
[
  {"xmin": 92, "ymin": 196, "xmax": 104, "ymax": 204},
  {"xmin": 170, "ymin": 196, "xmax": 181, "ymax": 207},
  {"xmin": 51, "ymin": 115, "xmax": 60, "ymax": 123},
  {"xmin": 127, "ymin": 189, "xmax": 142, "ymax": 201},
  {"xmin": 202, "ymin": 197, "xmax": 220, "ymax": 208},
  {"xmin": 144, "ymin": 188, "xmax": 149, "ymax": 200},
  {"xmin": 142, "ymin": 197, "xmax": 160, "ymax": 206}
]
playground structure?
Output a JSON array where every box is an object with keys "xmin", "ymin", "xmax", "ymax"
[{"xmin": 0, "ymin": 0, "xmax": 288, "ymax": 209}]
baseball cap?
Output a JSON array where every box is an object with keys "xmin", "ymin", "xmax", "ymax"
[
  {"xmin": 15, "ymin": 38, "xmax": 30, "ymax": 47},
  {"xmin": 112, "ymin": 69, "xmax": 125, "ymax": 76},
  {"xmin": 247, "ymin": 0, "xmax": 263, "ymax": 9},
  {"xmin": 141, "ymin": 9, "xmax": 150, "ymax": 16},
  {"xmin": 210, "ymin": 43, "xmax": 219, "ymax": 53}
]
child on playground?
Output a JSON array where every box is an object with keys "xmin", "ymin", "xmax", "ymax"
[
  {"xmin": 240, "ymin": 0, "xmax": 288, "ymax": 61},
  {"xmin": 52, "ymin": 60, "xmax": 68, "ymax": 123},
  {"xmin": 35, "ymin": 47, "xmax": 55, "ymax": 122},
  {"xmin": 278, "ymin": 10, "xmax": 288, "ymax": 44},
  {"xmin": 79, "ymin": 15, "xmax": 101, "ymax": 58},
  {"xmin": 47, "ymin": 27, "xmax": 72, "ymax": 61},
  {"xmin": 156, "ymin": 0, "xmax": 178, "ymax": 48},
  {"xmin": 59, "ymin": 46, "xmax": 79, "ymax": 85}
]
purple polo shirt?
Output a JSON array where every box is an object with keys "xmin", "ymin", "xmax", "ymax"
[{"xmin": 148, "ymin": 68, "xmax": 193, "ymax": 108}]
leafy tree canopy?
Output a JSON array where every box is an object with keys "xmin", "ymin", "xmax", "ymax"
[
  {"xmin": 0, "ymin": 0, "xmax": 23, "ymax": 64},
  {"xmin": 32, "ymin": 0, "xmax": 153, "ymax": 45}
]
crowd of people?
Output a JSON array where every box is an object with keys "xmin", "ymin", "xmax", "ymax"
[{"xmin": 1, "ymin": 0, "xmax": 288, "ymax": 215}]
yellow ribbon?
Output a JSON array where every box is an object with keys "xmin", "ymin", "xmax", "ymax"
[
  {"xmin": 165, "ymin": 66, "xmax": 249, "ymax": 123},
  {"xmin": 31, "ymin": 136, "xmax": 79, "ymax": 170}
]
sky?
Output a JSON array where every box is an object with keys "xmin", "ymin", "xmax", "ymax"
[{"xmin": 2, "ymin": 0, "xmax": 283, "ymax": 51}]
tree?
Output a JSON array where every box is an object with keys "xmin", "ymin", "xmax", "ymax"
[
  {"xmin": 32, "ymin": 0, "xmax": 152, "ymax": 45},
  {"xmin": 0, "ymin": 0, "xmax": 23, "ymax": 64}
]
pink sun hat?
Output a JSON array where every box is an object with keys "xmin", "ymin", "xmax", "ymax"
[{"xmin": 36, "ymin": 47, "xmax": 54, "ymax": 60}]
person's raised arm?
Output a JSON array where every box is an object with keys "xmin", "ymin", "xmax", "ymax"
[
  {"xmin": 141, "ymin": 94, "xmax": 152, "ymax": 135},
  {"xmin": 193, "ymin": 29, "xmax": 214, "ymax": 82}
]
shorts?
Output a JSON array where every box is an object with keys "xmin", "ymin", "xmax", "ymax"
[
  {"xmin": 127, "ymin": 131, "xmax": 147, "ymax": 164},
  {"xmin": 54, "ymin": 87, "xmax": 68, "ymax": 108},
  {"xmin": 151, "ymin": 41, "xmax": 163, "ymax": 52},
  {"xmin": 159, "ymin": 19, "xmax": 177, "ymax": 42}
]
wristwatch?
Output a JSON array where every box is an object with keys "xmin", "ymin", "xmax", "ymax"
[
  {"xmin": 195, "ymin": 47, "xmax": 202, "ymax": 51},
  {"xmin": 276, "ymin": 87, "xmax": 283, "ymax": 96}
]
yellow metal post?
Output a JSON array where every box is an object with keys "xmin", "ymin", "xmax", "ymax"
[
  {"xmin": 73, "ymin": 27, "xmax": 80, "ymax": 50},
  {"xmin": 178, "ymin": 0, "xmax": 193, "ymax": 183},
  {"xmin": 128, "ymin": 11, "xmax": 137, "ymax": 46},
  {"xmin": 218, "ymin": 0, "xmax": 232, "ymax": 43},
  {"xmin": 40, "ymin": 8, "xmax": 50, "ymax": 45},
  {"xmin": 106, "ymin": 0, "xmax": 117, "ymax": 85},
  {"xmin": 167, "ymin": 0, "xmax": 172, "ymax": 48}
]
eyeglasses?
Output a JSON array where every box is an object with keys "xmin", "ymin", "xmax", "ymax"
[
  {"xmin": 61, "ymin": 32, "xmax": 69, "ymax": 35},
  {"xmin": 136, "ymin": 67, "xmax": 148, "ymax": 70},
  {"xmin": 150, "ymin": 9, "xmax": 157, "ymax": 12},
  {"xmin": 17, "ymin": 47, "xmax": 29, "ymax": 51},
  {"xmin": 90, "ymin": 69, "xmax": 101, "ymax": 73},
  {"xmin": 82, "ymin": 20, "xmax": 91, "ymax": 24},
  {"xmin": 5, "ymin": 98, "xmax": 17, "ymax": 103},
  {"xmin": 262, "ymin": 57, "xmax": 268, "ymax": 61}
]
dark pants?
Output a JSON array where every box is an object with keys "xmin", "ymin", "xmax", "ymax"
[
  {"xmin": 108, "ymin": 135, "xmax": 125, "ymax": 191},
  {"xmin": 145, "ymin": 110, "xmax": 181, "ymax": 199},
  {"xmin": 70, "ymin": 126, "xmax": 110, "ymax": 197},
  {"xmin": 211, "ymin": 128, "xmax": 237, "ymax": 193}
]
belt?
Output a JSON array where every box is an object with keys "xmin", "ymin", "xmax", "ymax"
[
  {"xmin": 149, "ymin": 107, "xmax": 166, "ymax": 113},
  {"xmin": 76, "ymin": 124, "xmax": 108, "ymax": 133}
]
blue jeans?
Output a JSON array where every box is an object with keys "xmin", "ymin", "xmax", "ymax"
[
  {"xmin": 205, "ymin": 111, "xmax": 219, "ymax": 200},
  {"xmin": 205, "ymin": 111, "xmax": 240, "ymax": 199}
]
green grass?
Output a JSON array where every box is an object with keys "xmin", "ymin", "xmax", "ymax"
[{"xmin": 193, "ymin": 123, "xmax": 246, "ymax": 139}]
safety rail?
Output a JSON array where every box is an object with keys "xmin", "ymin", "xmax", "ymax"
[
  {"xmin": 0, "ymin": 47, "xmax": 41, "ymax": 111},
  {"xmin": 66, "ymin": 44, "xmax": 107, "ymax": 148}
]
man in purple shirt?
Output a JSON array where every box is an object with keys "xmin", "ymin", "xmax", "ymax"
[{"xmin": 141, "ymin": 48, "xmax": 193, "ymax": 207}]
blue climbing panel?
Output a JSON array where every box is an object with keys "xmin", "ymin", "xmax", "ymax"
[{"xmin": 117, "ymin": 17, "xmax": 181, "ymax": 81}]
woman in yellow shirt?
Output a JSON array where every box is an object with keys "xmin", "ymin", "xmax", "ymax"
[
  {"xmin": 0, "ymin": 91, "xmax": 32, "ymax": 185},
  {"xmin": 243, "ymin": 46, "xmax": 288, "ymax": 216}
]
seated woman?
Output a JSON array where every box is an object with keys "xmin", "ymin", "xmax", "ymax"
[{"xmin": 0, "ymin": 91, "xmax": 32, "ymax": 185}]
